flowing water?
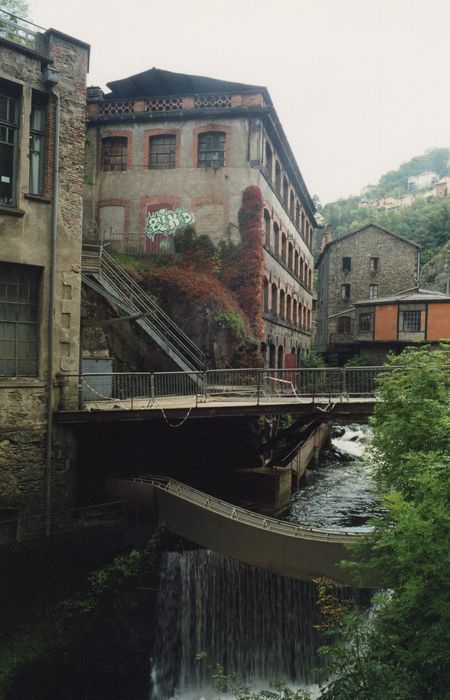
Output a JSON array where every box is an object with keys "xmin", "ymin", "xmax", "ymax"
[
  {"xmin": 286, "ymin": 424, "xmax": 380, "ymax": 531},
  {"xmin": 150, "ymin": 424, "xmax": 376, "ymax": 699}
]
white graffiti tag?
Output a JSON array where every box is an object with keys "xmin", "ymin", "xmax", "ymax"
[{"xmin": 145, "ymin": 208, "xmax": 195, "ymax": 240}]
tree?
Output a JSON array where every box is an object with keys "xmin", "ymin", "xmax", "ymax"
[
  {"xmin": 0, "ymin": 0, "xmax": 29, "ymax": 19},
  {"xmin": 319, "ymin": 346, "xmax": 450, "ymax": 699}
]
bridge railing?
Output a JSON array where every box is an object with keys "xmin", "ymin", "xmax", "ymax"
[{"xmin": 56, "ymin": 366, "xmax": 398, "ymax": 410}]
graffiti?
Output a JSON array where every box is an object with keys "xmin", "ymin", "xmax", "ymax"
[{"xmin": 145, "ymin": 208, "xmax": 195, "ymax": 240}]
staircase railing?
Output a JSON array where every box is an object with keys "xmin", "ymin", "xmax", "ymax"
[{"xmin": 81, "ymin": 244, "xmax": 206, "ymax": 372}]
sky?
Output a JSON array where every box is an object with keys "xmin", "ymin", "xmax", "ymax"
[{"xmin": 25, "ymin": 0, "xmax": 450, "ymax": 204}]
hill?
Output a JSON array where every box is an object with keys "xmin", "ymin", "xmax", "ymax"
[{"xmin": 317, "ymin": 148, "xmax": 450, "ymax": 265}]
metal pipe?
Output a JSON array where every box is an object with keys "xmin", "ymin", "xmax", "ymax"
[{"xmin": 45, "ymin": 89, "xmax": 60, "ymax": 537}]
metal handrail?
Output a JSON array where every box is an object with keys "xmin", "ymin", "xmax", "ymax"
[
  {"xmin": 81, "ymin": 245, "xmax": 206, "ymax": 371},
  {"xmin": 58, "ymin": 365, "xmax": 400, "ymax": 408},
  {"xmin": 133, "ymin": 475, "xmax": 362, "ymax": 543},
  {"xmin": 0, "ymin": 11, "xmax": 43, "ymax": 50}
]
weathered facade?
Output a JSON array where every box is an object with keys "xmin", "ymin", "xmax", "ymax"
[
  {"xmin": 0, "ymin": 15, "xmax": 89, "ymax": 540},
  {"xmin": 84, "ymin": 68, "xmax": 317, "ymax": 367},
  {"xmin": 315, "ymin": 223, "xmax": 421, "ymax": 361}
]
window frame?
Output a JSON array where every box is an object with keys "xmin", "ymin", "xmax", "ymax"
[
  {"xmin": 28, "ymin": 98, "xmax": 46, "ymax": 196},
  {"xmin": 0, "ymin": 263, "xmax": 40, "ymax": 377},
  {"xmin": 342, "ymin": 256, "xmax": 351, "ymax": 272},
  {"xmin": 368, "ymin": 284, "xmax": 378, "ymax": 299},
  {"xmin": 149, "ymin": 133, "xmax": 176, "ymax": 170},
  {"xmin": 402, "ymin": 310, "xmax": 421, "ymax": 332},
  {"xmin": 359, "ymin": 313, "xmax": 373, "ymax": 333},
  {"xmin": 197, "ymin": 131, "xmax": 226, "ymax": 169},
  {"xmin": 100, "ymin": 136, "xmax": 128, "ymax": 172},
  {"xmin": 341, "ymin": 283, "xmax": 351, "ymax": 300},
  {"xmin": 0, "ymin": 88, "xmax": 19, "ymax": 206},
  {"xmin": 337, "ymin": 316, "xmax": 351, "ymax": 334},
  {"xmin": 369, "ymin": 256, "xmax": 379, "ymax": 273}
]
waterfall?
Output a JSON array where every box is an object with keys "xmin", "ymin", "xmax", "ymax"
[{"xmin": 151, "ymin": 549, "xmax": 328, "ymax": 700}]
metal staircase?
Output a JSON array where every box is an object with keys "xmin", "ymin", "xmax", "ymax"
[{"xmin": 81, "ymin": 244, "xmax": 206, "ymax": 373}]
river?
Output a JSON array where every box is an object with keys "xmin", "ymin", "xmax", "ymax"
[{"xmin": 150, "ymin": 424, "xmax": 376, "ymax": 700}]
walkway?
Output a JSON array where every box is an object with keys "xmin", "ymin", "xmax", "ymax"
[{"xmin": 106, "ymin": 475, "xmax": 374, "ymax": 587}]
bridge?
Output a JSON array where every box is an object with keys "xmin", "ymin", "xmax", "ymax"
[
  {"xmin": 106, "ymin": 475, "xmax": 370, "ymax": 587},
  {"xmin": 55, "ymin": 366, "xmax": 390, "ymax": 424}
]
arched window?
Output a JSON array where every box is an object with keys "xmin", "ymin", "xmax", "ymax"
[
  {"xmin": 279, "ymin": 289, "xmax": 285, "ymax": 319},
  {"xmin": 264, "ymin": 209, "xmax": 271, "ymax": 247},
  {"xmin": 307, "ymin": 308, "xmax": 311, "ymax": 330},
  {"xmin": 277, "ymin": 345, "xmax": 284, "ymax": 369},
  {"xmin": 286, "ymin": 295, "xmax": 292, "ymax": 322},
  {"xmin": 295, "ymin": 202, "xmax": 300, "ymax": 230},
  {"xmin": 271, "ymin": 283, "xmax": 278, "ymax": 315},
  {"xmin": 337, "ymin": 316, "xmax": 351, "ymax": 334},
  {"xmin": 300, "ymin": 257, "xmax": 304, "ymax": 282},
  {"xmin": 273, "ymin": 222, "xmax": 280, "ymax": 255},
  {"xmin": 292, "ymin": 299, "xmax": 298, "ymax": 326},
  {"xmin": 275, "ymin": 161, "xmax": 281, "ymax": 194},
  {"xmin": 281, "ymin": 232, "xmax": 287, "ymax": 263},
  {"xmin": 197, "ymin": 131, "xmax": 226, "ymax": 168},
  {"xmin": 308, "ymin": 268, "xmax": 312, "ymax": 289},
  {"xmin": 269, "ymin": 343, "xmax": 276, "ymax": 368},
  {"xmin": 262, "ymin": 278, "xmax": 269, "ymax": 312},
  {"xmin": 288, "ymin": 242, "xmax": 293, "ymax": 270},
  {"xmin": 283, "ymin": 176, "xmax": 289, "ymax": 206},
  {"xmin": 265, "ymin": 142, "xmax": 273, "ymax": 181},
  {"xmin": 294, "ymin": 250, "xmax": 299, "ymax": 277},
  {"xmin": 289, "ymin": 190, "xmax": 295, "ymax": 220}
]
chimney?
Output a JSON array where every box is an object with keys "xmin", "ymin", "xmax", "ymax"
[{"xmin": 321, "ymin": 224, "xmax": 333, "ymax": 252}]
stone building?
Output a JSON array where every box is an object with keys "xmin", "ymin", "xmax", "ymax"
[
  {"xmin": 84, "ymin": 68, "xmax": 317, "ymax": 368},
  {"xmin": 315, "ymin": 223, "xmax": 421, "ymax": 362},
  {"xmin": 0, "ymin": 13, "xmax": 89, "ymax": 540},
  {"xmin": 353, "ymin": 288, "xmax": 450, "ymax": 363}
]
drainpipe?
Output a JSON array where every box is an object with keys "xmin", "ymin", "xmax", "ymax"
[{"xmin": 44, "ymin": 78, "xmax": 60, "ymax": 536}]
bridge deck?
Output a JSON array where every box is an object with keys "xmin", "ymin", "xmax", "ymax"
[{"xmin": 107, "ymin": 476, "xmax": 374, "ymax": 587}]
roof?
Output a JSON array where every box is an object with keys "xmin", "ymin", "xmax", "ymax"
[
  {"xmin": 354, "ymin": 288, "xmax": 450, "ymax": 306},
  {"xmin": 106, "ymin": 67, "xmax": 270, "ymax": 100},
  {"xmin": 316, "ymin": 222, "xmax": 421, "ymax": 268}
]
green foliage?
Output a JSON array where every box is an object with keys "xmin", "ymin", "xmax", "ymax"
[
  {"xmin": 320, "ymin": 345, "xmax": 450, "ymax": 699},
  {"xmin": 196, "ymin": 654, "xmax": 311, "ymax": 700},
  {"xmin": 344, "ymin": 355, "xmax": 366, "ymax": 367},
  {"xmin": 321, "ymin": 148, "xmax": 450, "ymax": 263},
  {"xmin": 300, "ymin": 351, "xmax": 326, "ymax": 368},
  {"xmin": 215, "ymin": 311, "xmax": 246, "ymax": 339},
  {"xmin": 1, "ymin": 525, "xmax": 166, "ymax": 699},
  {"xmin": 0, "ymin": 0, "xmax": 29, "ymax": 18}
]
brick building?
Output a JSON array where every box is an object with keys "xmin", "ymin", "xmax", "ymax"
[
  {"xmin": 353, "ymin": 289, "xmax": 450, "ymax": 363},
  {"xmin": 315, "ymin": 223, "xmax": 421, "ymax": 361},
  {"xmin": 0, "ymin": 13, "xmax": 89, "ymax": 540},
  {"xmin": 84, "ymin": 68, "xmax": 317, "ymax": 368}
]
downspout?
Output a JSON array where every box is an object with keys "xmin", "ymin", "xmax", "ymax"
[{"xmin": 45, "ymin": 87, "xmax": 60, "ymax": 536}]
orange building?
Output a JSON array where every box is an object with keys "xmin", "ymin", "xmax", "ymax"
[{"xmin": 353, "ymin": 288, "xmax": 450, "ymax": 363}]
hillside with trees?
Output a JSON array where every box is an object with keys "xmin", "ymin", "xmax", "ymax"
[{"xmin": 316, "ymin": 148, "xmax": 450, "ymax": 271}]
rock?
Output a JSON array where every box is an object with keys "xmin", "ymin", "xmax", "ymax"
[{"xmin": 332, "ymin": 425, "xmax": 345, "ymax": 438}]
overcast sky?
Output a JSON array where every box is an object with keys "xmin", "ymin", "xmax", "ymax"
[{"xmin": 27, "ymin": 0, "xmax": 450, "ymax": 204}]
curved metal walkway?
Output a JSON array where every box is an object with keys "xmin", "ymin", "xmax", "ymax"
[{"xmin": 107, "ymin": 475, "xmax": 371, "ymax": 587}]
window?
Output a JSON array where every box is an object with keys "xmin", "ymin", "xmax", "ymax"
[
  {"xmin": 0, "ymin": 89, "xmax": 19, "ymax": 205},
  {"xmin": 342, "ymin": 257, "xmax": 351, "ymax": 272},
  {"xmin": 341, "ymin": 284, "xmax": 351, "ymax": 299},
  {"xmin": 369, "ymin": 256, "xmax": 379, "ymax": 272},
  {"xmin": 264, "ymin": 210, "xmax": 271, "ymax": 247},
  {"xmin": 402, "ymin": 310, "xmax": 421, "ymax": 332},
  {"xmin": 275, "ymin": 161, "xmax": 281, "ymax": 194},
  {"xmin": 197, "ymin": 131, "xmax": 225, "ymax": 168},
  {"xmin": 359, "ymin": 313, "xmax": 372, "ymax": 332},
  {"xmin": 29, "ymin": 101, "xmax": 45, "ymax": 195},
  {"xmin": 149, "ymin": 134, "xmax": 176, "ymax": 169},
  {"xmin": 337, "ymin": 316, "xmax": 351, "ymax": 334},
  {"xmin": 265, "ymin": 141, "xmax": 273, "ymax": 180},
  {"xmin": 0, "ymin": 263, "xmax": 39, "ymax": 377},
  {"xmin": 368, "ymin": 284, "xmax": 378, "ymax": 299},
  {"xmin": 101, "ymin": 137, "xmax": 128, "ymax": 171}
]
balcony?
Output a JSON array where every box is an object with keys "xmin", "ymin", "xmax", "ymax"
[{"xmin": 0, "ymin": 11, "xmax": 42, "ymax": 51}]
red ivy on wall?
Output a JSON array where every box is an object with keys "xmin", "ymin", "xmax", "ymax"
[{"xmin": 230, "ymin": 185, "xmax": 264, "ymax": 337}]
